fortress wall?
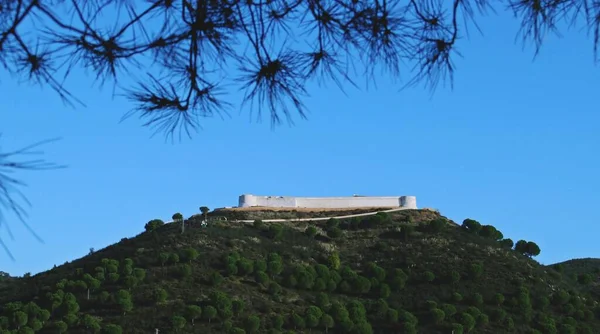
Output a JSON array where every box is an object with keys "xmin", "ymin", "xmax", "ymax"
[
  {"xmin": 239, "ymin": 194, "xmax": 418, "ymax": 209},
  {"xmin": 400, "ymin": 196, "xmax": 417, "ymax": 209},
  {"xmin": 297, "ymin": 197, "xmax": 401, "ymax": 208},
  {"xmin": 239, "ymin": 195, "xmax": 296, "ymax": 208}
]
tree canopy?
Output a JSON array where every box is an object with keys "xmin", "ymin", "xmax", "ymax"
[{"xmin": 2, "ymin": 0, "xmax": 599, "ymax": 135}]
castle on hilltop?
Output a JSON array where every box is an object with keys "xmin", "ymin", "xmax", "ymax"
[{"xmin": 238, "ymin": 194, "xmax": 417, "ymax": 209}]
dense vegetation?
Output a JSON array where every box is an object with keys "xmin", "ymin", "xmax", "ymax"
[
  {"xmin": 1, "ymin": 209, "xmax": 599, "ymax": 334},
  {"xmin": 550, "ymin": 259, "xmax": 600, "ymax": 300}
]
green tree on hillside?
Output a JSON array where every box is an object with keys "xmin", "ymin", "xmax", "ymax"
[
  {"xmin": 500, "ymin": 238, "xmax": 514, "ymax": 249},
  {"xmin": 253, "ymin": 220, "xmax": 265, "ymax": 230},
  {"xmin": 199, "ymin": 206, "xmax": 210, "ymax": 222},
  {"xmin": 462, "ymin": 219, "xmax": 482, "ymax": 234},
  {"xmin": 203, "ymin": 306, "xmax": 217, "ymax": 324},
  {"xmin": 578, "ymin": 273, "xmax": 594, "ymax": 285},
  {"xmin": 154, "ymin": 288, "xmax": 168, "ymax": 304},
  {"xmin": 525, "ymin": 241, "xmax": 541, "ymax": 257},
  {"xmin": 173, "ymin": 213, "xmax": 185, "ymax": 234},
  {"xmin": 428, "ymin": 219, "xmax": 446, "ymax": 233},
  {"xmin": 54, "ymin": 321, "xmax": 68, "ymax": 334},
  {"xmin": 515, "ymin": 240, "xmax": 528, "ymax": 254},
  {"xmin": 321, "ymin": 314, "xmax": 335, "ymax": 333},
  {"xmin": 102, "ymin": 324, "xmax": 123, "ymax": 334},
  {"xmin": 82, "ymin": 314, "xmax": 101, "ymax": 333},
  {"xmin": 245, "ymin": 315, "xmax": 261, "ymax": 333},
  {"xmin": 181, "ymin": 247, "xmax": 199, "ymax": 264},
  {"xmin": 144, "ymin": 219, "xmax": 164, "ymax": 232},
  {"xmin": 115, "ymin": 290, "xmax": 133, "ymax": 315},
  {"xmin": 267, "ymin": 225, "xmax": 283, "ymax": 240},
  {"xmin": 82, "ymin": 274, "xmax": 100, "ymax": 300},
  {"xmin": 327, "ymin": 252, "xmax": 341, "ymax": 271},
  {"xmin": 171, "ymin": 316, "xmax": 186, "ymax": 333},
  {"xmin": 515, "ymin": 240, "xmax": 541, "ymax": 257},
  {"xmin": 305, "ymin": 226, "xmax": 318, "ymax": 238},
  {"xmin": 480, "ymin": 225, "xmax": 503, "ymax": 240},
  {"xmin": 12, "ymin": 311, "xmax": 28, "ymax": 329}
]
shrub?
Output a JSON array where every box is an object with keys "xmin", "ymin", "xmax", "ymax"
[
  {"xmin": 552, "ymin": 290, "xmax": 570, "ymax": 305},
  {"xmin": 422, "ymin": 271, "xmax": 435, "ymax": 282},
  {"xmin": 326, "ymin": 218, "xmax": 339, "ymax": 230},
  {"xmin": 102, "ymin": 324, "xmax": 123, "ymax": 334},
  {"xmin": 327, "ymin": 253, "xmax": 341, "ymax": 270},
  {"xmin": 450, "ymin": 270, "xmax": 461, "ymax": 284},
  {"xmin": 352, "ymin": 276, "xmax": 372, "ymax": 294},
  {"xmin": 245, "ymin": 315, "xmax": 261, "ymax": 333},
  {"xmin": 515, "ymin": 240, "xmax": 541, "ymax": 257},
  {"xmin": 181, "ymin": 247, "xmax": 199, "ymax": 263},
  {"xmin": 461, "ymin": 219, "xmax": 481, "ymax": 234},
  {"xmin": 327, "ymin": 227, "xmax": 343, "ymax": 239},
  {"xmin": 366, "ymin": 262, "xmax": 386, "ymax": 281},
  {"xmin": 305, "ymin": 226, "xmax": 318, "ymax": 237},
  {"xmin": 578, "ymin": 273, "xmax": 593, "ymax": 285},
  {"xmin": 430, "ymin": 308, "xmax": 445, "ymax": 324},
  {"xmin": 232, "ymin": 299, "xmax": 245, "ymax": 315},
  {"xmin": 272, "ymin": 315, "xmax": 284, "ymax": 330},
  {"xmin": 469, "ymin": 263, "xmax": 483, "ymax": 280},
  {"xmin": 441, "ymin": 304, "xmax": 457, "ymax": 318},
  {"xmin": 535, "ymin": 296, "xmax": 550, "ymax": 311},
  {"xmin": 490, "ymin": 309, "xmax": 507, "ymax": 323},
  {"xmin": 451, "ymin": 323, "xmax": 464, "ymax": 334},
  {"xmin": 144, "ymin": 219, "xmax": 164, "ymax": 232},
  {"xmin": 171, "ymin": 316, "xmax": 186, "ymax": 332},
  {"xmin": 203, "ymin": 306, "xmax": 217, "ymax": 323},
  {"xmin": 222, "ymin": 320, "xmax": 233, "ymax": 332},
  {"xmin": 314, "ymin": 278, "xmax": 327, "ymax": 291},
  {"xmin": 480, "ymin": 225, "xmax": 502, "ymax": 240},
  {"xmin": 493, "ymin": 293, "xmax": 505, "ymax": 306},
  {"xmin": 168, "ymin": 253, "xmax": 180, "ymax": 265},
  {"xmin": 321, "ymin": 314, "xmax": 335, "ymax": 332},
  {"xmin": 268, "ymin": 282, "xmax": 282, "ymax": 296},
  {"xmin": 471, "ymin": 293, "xmax": 484, "ymax": 306},
  {"xmin": 559, "ymin": 324, "xmax": 576, "ymax": 334},
  {"xmin": 500, "ymin": 238, "xmax": 514, "ymax": 249},
  {"xmin": 253, "ymin": 219, "xmax": 265, "ymax": 230},
  {"xmin": 267, "ymin": 225, "xmax": 283, "ymax": 240},
  {"xmin": 476, "ymin": 313, "xmax": 489, "ymax": 327},
  {"xmin": 237, "ymin": 258, "xmax": 255, "ymax": 276},
  {"xmin": 177, "ymin": 264, "xmax": 192, "ymax": 279},
  {"xmin": 387, "ymin": 308, "xmax": 399, "ymax": 323},
  {"xmin": 459, "ymin": 313, "xmax": 476, "ymax": 332},
  {"xmin": 428, "ymin": 219, "xmax": 446, "ymax": 233},
  {"xmin": 525, "ymin": 241, "xmax": 541, "ymax": 257},
  {"xmin": 379, "ymin": 283, "xmax": 391, "ymax": 298}
]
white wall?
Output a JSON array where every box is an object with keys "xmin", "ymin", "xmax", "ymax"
[
  {"xmin": 239, "ymin": 194, "xmax": 417, "ymax": 209},
  {"xmin": 239, "ymin": 195, "xmax": 296, "ymax": 207},
  {"xmin": 297, "ymin": 197, "xmax": 400, "ymax": 208}
]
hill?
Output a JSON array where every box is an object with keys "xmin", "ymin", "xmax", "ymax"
[
  {"xmin": 0, "ymin": 271, "xmax": 17, "ymax": 295},
  {"xmin": 549, "ymin": 258, "xmax": 600, "ymax": 278},
  {"xmin": 548, "ymin": 258, "xmax": 600, "ymax": 300},
  {"xmin": 0, "ymin": 209, "xmax": 599, "ymax": 334}
]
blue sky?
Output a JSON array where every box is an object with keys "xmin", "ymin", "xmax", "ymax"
[{"xmin": 1, "ymin": 8, "xmax": 599, "ymax": 276}]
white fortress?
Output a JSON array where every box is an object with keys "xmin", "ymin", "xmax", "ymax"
[{"xmin": 238, "ymin": 194, "xmax": 417, "ymax": 209}]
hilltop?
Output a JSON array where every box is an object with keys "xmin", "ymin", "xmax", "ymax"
[
  {"xmin": 548, "ymin": 258, "xmax": 600, "ymax": 300},
  {"xmin": 0, "ymin": 208, "xmax": 599, "ymax": 334}
]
